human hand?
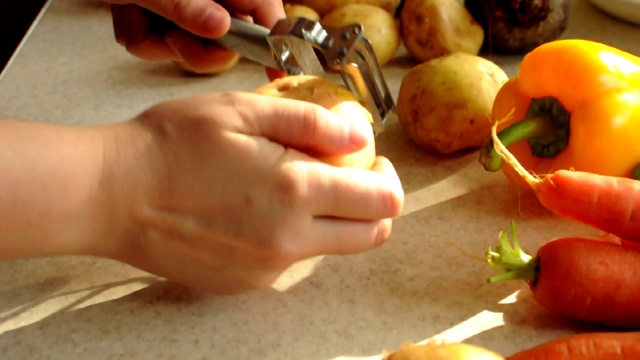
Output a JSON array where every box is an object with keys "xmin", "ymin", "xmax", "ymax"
[
  {"xmin": 104, "ymin": 0, "xmax": 285, "ymax": 72},
  {"xmin": 102, "ymin": 92, "xmax": 404, "ymax": 294}
]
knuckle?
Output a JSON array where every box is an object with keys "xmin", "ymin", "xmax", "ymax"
[
  {"xmin": 251, "ymin": 222, "xmax": 308, "ymax": 269},
  {"xmin": 218, "ymin": 91, "xmax": 243, "ymax": 105},
  {"xmin": 299, "ymin": 102, "xmax": 324, "ymax": 143},
  {"xmin": 166, "ymin": 0, "xmax": 187, "ymax": 24},
  {"xmin": 255, "ymin": 236, "xmax": 300, "ymax": 269},
  {"xmin": 271, "ymin": 164, "xmax": 308, "ymax": 210}
]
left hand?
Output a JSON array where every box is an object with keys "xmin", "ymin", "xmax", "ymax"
[{"xmin": 104, "ymin": 0, "xmax": 286, "ymax": 72}]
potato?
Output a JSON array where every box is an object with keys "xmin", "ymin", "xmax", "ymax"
[
  {"xmin": 284, "ymin": 4, "xmax": 320, "ymax": 21},
  {"xmin": 174, "ymin": 52, "xmax": 241, "ymax": 75},
  {"xmin": 287, "ymin": 0, "xmax": 401, "ymax": 17},
  {"xmin": 385, "ymin": 342, "xmax": 505, "ymax": 360},
  {"xmin": 396, "ymin": 52, "xmax": 508, "ymax": 155},
  {"xmin": 321, "ymin": 4, "xmax": 400, "ymax": 66},
  {"xmin": 254, "ymin": 75, "xmax": 376, "ymax": 169},
  {"xmin": 400, "ymin": 0, "xmax": 484, "ymax": 62}
]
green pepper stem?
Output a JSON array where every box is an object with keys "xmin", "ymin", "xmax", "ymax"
[
  {"xmin": 486, "ymin": 221, "xmax": 538, "ymax": 284},
  {"xmin": 480, "ymin": 116, "xmax": 556, "ymax": 171},
  {"xmin": 632, "ymin": 163, "xmax": 640, "ymax": 180},
  {"xmin": 480, "ymin": 97, "xmax": 571, "ymax": 172}
]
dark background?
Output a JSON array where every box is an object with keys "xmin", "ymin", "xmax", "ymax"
[{"xmin": 1, "ymin": 0, "xmax": 50, "ymax": 73}]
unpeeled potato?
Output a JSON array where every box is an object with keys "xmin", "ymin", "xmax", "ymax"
[
  {"xmin": 397, "ymin": 52, "xmax": 508, "ymax": 155},
  {"xmin": 254, "ymin": 75, "xmax": 376, "ymax": 169},
  {"xmin": 174, "ymin": 52, "xmax": 241, "ymax": 75},
  {"xmin": 321, "ymin": 4, "xmax": 400, "ymax": 66},
  {"xmin": 400, "ymin": 0, "xmax": 484, "ymax": 62},
  {"xmin": 385, "ymin": 342, "xmax": 505, "ymax": 360},
  {"xmin": 284, "ymin": 4, "xmax": 320, "ymax": 21},
  {"xmin": 286, "ymin": 0, "xmax": 401, "ymax": 17}
]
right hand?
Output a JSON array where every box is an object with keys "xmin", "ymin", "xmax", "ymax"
[
  {"xmin": 105, "ymin": 0, "xmax": 286, "ymax": 72},
  {"xmin": 101, "ymin": 92, "xmax": 404, "ymax": 294}
]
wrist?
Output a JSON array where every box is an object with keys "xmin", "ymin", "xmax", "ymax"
[
  {"xmin": 0, "ymin": 120, "xmax": 146, "ymax": 260},
  {"xmin": 93, "ymin": 120, "xmax": 165, "ymax": 261}
]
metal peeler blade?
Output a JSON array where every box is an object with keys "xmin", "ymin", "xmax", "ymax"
[{"xmin": 215, "ymin": 17, "xmax": 396, "ymax": 134}]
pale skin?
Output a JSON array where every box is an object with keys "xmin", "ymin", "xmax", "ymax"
[{"xmin": 0, "ymin": 0, "xmax": 404, "ymax": 294}]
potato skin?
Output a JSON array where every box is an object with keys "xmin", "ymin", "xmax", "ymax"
[
  {"xmin": 254, "ymin": 75, "xmax": 376, "ymax": 169},
  {"xmin": 321, "ymin": 4, "xmax": 400, "ymax": 66},
  {"xmin": 286, "ymin": 0, "xmax": 401, "ymax": 16},
  {"xmin": 385, "ymin": 342, "xmax": 505, "ymax": 360},
  {"xmin": 400, "ymin": 0, "xmax": 484, "ymax": 62},
  {"xmin": 396, "ymin": 52, "xmax": 508, "ymax": 155},
  {"xmin": 174, "ymin": 52, "xmax": 241, "ymax": 75},
  {"xmin": 284, "ymin": 4, "xmax": 320, "ymax": 21}
]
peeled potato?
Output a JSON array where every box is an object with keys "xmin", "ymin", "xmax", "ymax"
[
  {"xmin": 254, "ymin": 75, "xmax": 376, "ymax": 169},
  {"xmin": 385, "ymin": 342, "xmax": 505, "ymax": 360},
  {"xmin": 284, "ymin": 4, "xmax": 320, "ymax": 21},
  {"xmin": 400, "ymin": 0, "xmax": 484, "ymax": 62},
  {"xmin": 174, "ymin": 52, "xmax": 241, "ymax": 75},
  {"xmin": 321, "ymin": 4, "xmax": 400, "ymax": 66}
]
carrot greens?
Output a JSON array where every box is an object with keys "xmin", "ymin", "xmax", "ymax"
[{"xmin": 487, "ymin": 221, "xmax": 537, "ymax": 284}]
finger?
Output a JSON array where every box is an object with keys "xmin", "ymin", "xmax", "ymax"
[
  {"xmin": 304, "ymin": 157, "xmax": 405, "ymax": 219},
  {"xmin": 165, "ymin": 29, "xmax": 239, "ymax": 71},
  {"xmin": 304, "ymin": 217, "xmax": 394, "ymax": 257},
  {"xmin": 111, "ymin": 5, "xmax": 180, "ymax": 61},
  {"xmin": 218, "ymin": 0, "xmax": 286, "ymax": 28},
  {"xmin": 106, "ymin": 0, "xmax": 231, "ymax": 38},
  {"xmin": 233, "ymin": 93, "xmax": 373, "ymax": 155}
]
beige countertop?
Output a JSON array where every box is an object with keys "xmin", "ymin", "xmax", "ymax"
[{"xmin": 0, "ymin": 0, "xmax": 638, "ymax": 358}]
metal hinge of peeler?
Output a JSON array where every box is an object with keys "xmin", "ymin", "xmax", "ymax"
[{"xmin": 214, "ymin": 17, "xmax": 396, "ymax": 134}]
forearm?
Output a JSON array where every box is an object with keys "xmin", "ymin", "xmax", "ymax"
[{"xmin": 0, "ymin": 118, "xmax": 151, "ymax": 260}]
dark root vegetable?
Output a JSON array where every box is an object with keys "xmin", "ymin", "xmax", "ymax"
[{"xmin": 465, "ymin": 0, "xmax": 571, "ymax": 54}]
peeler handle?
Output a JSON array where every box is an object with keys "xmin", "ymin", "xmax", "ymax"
[{"xmin": 214, "ymin": 18, "xmax": 280, "ymax": 70}]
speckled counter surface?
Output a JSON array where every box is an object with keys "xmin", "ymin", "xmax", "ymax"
[{"xmin": 0, "ymin": 1, "xmax": 638, "ymax": 359}]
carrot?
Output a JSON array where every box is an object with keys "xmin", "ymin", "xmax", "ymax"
[
  {"xmin": 507, "ymin": 331, "xmax": 640, "ymax": 360},
  {"xmin": 490, "ymin": 122, "xmax": 640, "ymax": 243},
  {"xmin": 487, "ymin": 221, "xmax": 640, "ymax": 329}
]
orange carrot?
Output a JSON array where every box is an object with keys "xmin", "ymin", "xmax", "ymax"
[
  {"xmin": 488, "ymin": 222, "xmax": 640, "ymax": 329},
  {"xmin": 507, "ymin": 331, "xmax": 640, "ymax": 360},
  {"xmin": 491, "ymin": 122, "xmax": 640, "ymax": 243}
]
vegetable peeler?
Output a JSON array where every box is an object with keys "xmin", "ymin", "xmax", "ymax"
[{"xmin": 215, "ymin": 17, "xmax": 396, "ymax": 134}]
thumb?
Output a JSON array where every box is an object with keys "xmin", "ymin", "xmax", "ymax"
[{"xmin": 105, "ymin": 0, "xmax": 231, "ymax": 38}]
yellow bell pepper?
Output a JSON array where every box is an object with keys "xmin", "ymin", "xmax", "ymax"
[{"xmin": 480, "ymin": 39, "xmax": 640, "ymax": 190}]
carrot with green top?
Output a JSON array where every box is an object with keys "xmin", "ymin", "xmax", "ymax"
[{"xmin": 487, "ymin": 221, "xmax": 640, "ymax": 329}]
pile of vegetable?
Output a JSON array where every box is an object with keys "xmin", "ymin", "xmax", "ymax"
[
  {"xmin": 272, "ymin": 3, "xmax": 640, "ymax": 357},
  {"xmin": 390, "ymin": 34, "xmax": 640, "ymax": 359}
]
